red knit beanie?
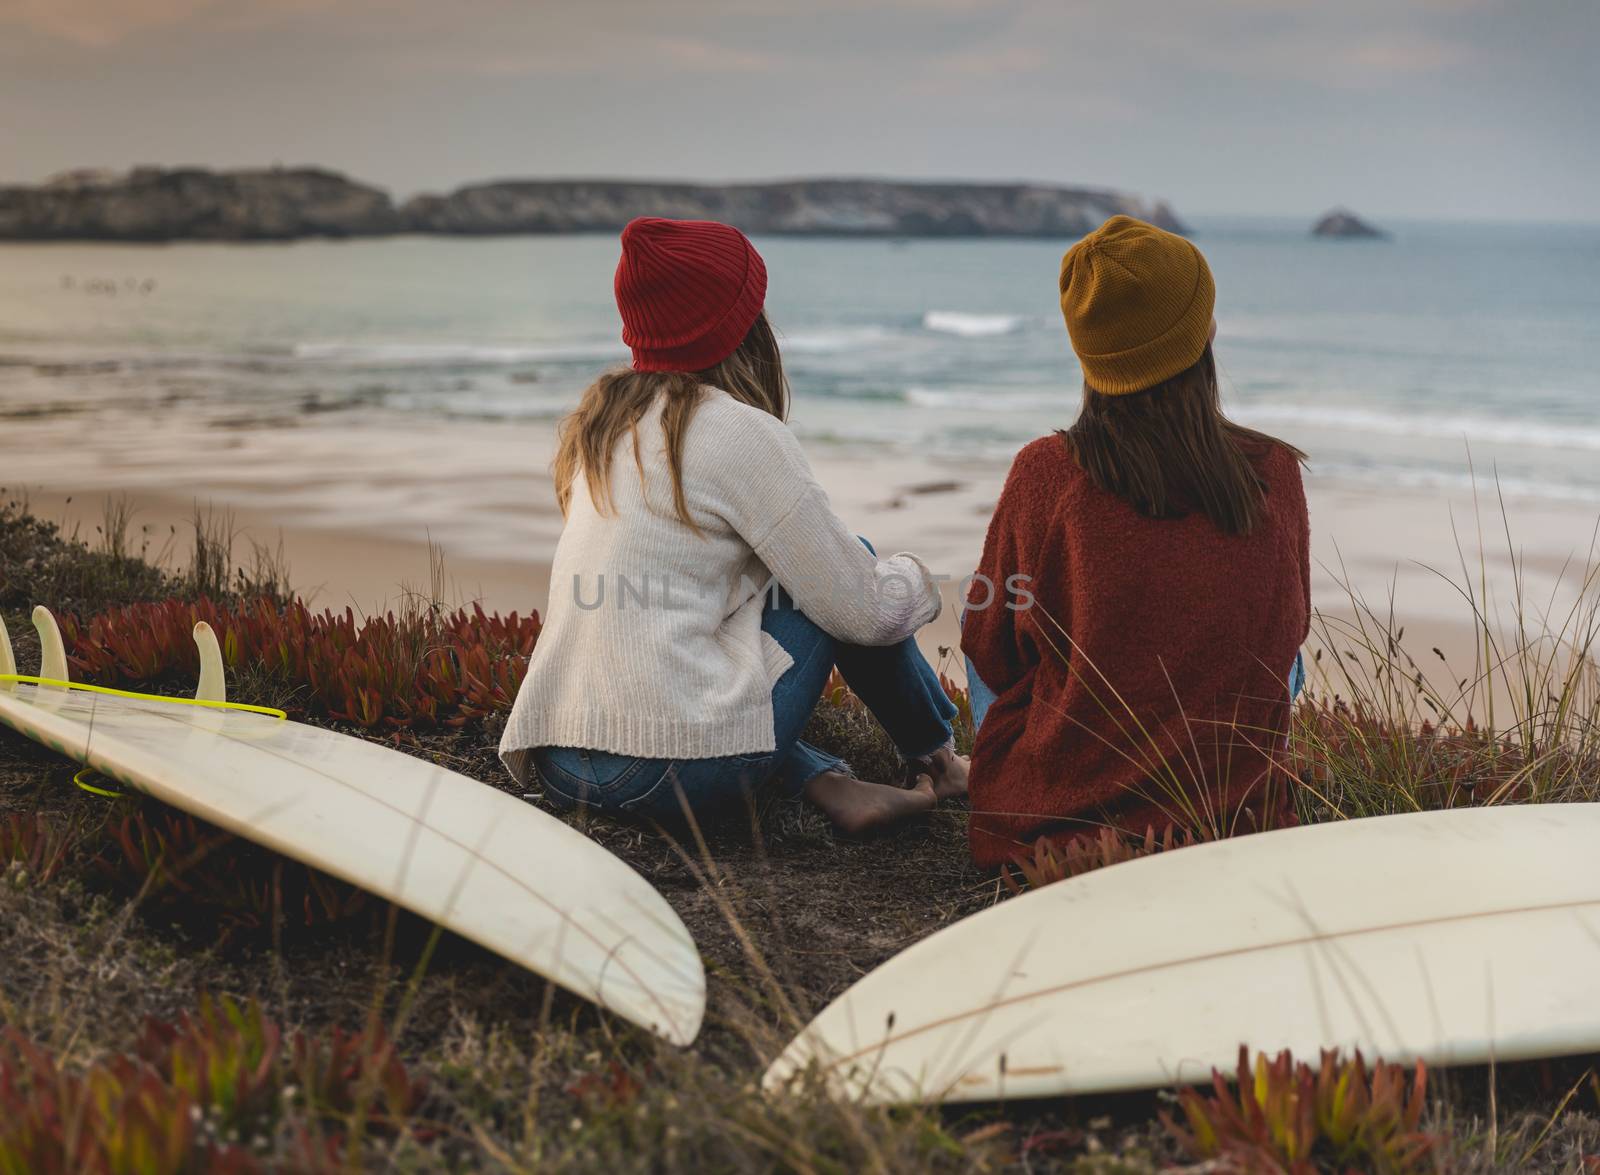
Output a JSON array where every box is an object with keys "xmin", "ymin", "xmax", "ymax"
[{"xmin": 615, "ymin": 217, "xmax": 768, "ymax": 372}]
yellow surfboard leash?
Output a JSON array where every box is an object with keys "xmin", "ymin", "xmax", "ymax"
[{"xmin": 0, "ymin": 674, "xmax": 287, "ymax": 796}]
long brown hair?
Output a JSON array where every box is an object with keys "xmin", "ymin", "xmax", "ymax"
[
  {"xmin": 553, "ymin": 312, "xmax": 788, "ymax": 531},
  {"xmin": 1062, "ymin": 345, "xmax": 1304, "ymax": 536}
]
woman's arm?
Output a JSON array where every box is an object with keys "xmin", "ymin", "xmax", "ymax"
[{"xmin": 703, "ymin": 402, "xmax": 940, "ymax": 646}]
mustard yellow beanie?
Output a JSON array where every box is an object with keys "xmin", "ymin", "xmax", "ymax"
[{"xmin": 1059, "ymin": 215, "xmax": 1215, "ymax": 396}]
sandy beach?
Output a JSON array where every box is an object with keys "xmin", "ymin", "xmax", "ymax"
[{"xmin": 7, "ymin": 402, "xmax": 1597, "ymax": 701}]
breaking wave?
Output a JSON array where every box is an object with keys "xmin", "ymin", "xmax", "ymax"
[
  {"xmin": 1233, "ymin": 403, "xmax": 1600, "ymax": 454},
  {"xmin": 779, "ymin": 326, "xmax": 897, "ymax": 354},
  {"xmin": 1311, "ymin": 461, "xmax": 1600, "ymax": 504},
  {"xmin": 292, "ymin": 340, "xmax": 626, "ymax": 365},
  {"xmin": 902, "ymin": 385, "xmax": 1065, "ymax": 412},
  {"xmin": 921, "ymin": 311, "xmax": 1025, "ymax": 337}
]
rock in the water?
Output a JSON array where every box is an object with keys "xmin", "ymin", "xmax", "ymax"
[
  {"xmin": 0, "ymin": 167, "xmax": 401, "ymax": 241},
  {"xmin": 1311, "ymin": 208, "xmax": 1388, "ymax": 239},
  {"xmin": 401, "ymin": 178, "xmax": 1190, "ymax": 239}
]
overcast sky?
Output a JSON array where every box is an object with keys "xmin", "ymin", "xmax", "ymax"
[{"xmin": 1, "ymin": 0, "xmax": 1595, "ymax": 221}]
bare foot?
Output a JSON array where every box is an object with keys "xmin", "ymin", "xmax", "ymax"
[
  {"xmin": 805, "ymin": 771, "xmax": 936, "ymax": 837},
  {"xmin": 906, "ymin": 744, "xmax": 969, "ymax": 801}
]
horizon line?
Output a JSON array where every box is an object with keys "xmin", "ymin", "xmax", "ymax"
[{"xmin": 6, "ymin": 164, "xmax": 1598, "ymax": 228}]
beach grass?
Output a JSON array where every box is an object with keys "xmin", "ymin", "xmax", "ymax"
[
  {"xmin": 1293, "ymin": 496, "xmax": 1600, "ymax": 822},
  {"xmin": 3, "ymin": 497, "xmax": 1599, "ymax": 1172}
]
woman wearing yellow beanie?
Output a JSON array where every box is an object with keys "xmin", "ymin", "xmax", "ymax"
[{"xmin": 959, "ymin": 216, "xmax": 1311, "ymax": 868}]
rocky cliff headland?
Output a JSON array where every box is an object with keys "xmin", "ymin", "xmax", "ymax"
[
  {"xmin": 0, "ymin": 167, "xmax": 401, "ymax": 241},
  {"xmin": 0, "ymin": 167, "xmax": 1188, "ymax": 242},
  {"xmin": 401, "ymin": 177, "xmax": 1189, "ymax": 238}
]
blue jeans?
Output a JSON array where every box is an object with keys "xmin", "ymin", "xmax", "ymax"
[
  {"xmin": 963, "ymin": 640, "xmax": 1305, "ymax": 732},
  {"xmin": 534, "ymin": 585, "xmax": 958, "ymax": 823}
]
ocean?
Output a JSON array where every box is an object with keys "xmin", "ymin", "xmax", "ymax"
[{"xmin": 2, "ymin": 218, "xmax": 1598, "ymax": 504}]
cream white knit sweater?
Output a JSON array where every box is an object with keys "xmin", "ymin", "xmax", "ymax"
[{"xmin": 499, "ymin": 386, "xmax": 941, "ymax": 781}]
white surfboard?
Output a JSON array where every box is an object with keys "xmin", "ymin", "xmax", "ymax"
[
  {"xmin": 0, "ymin": 607, "xmax": 704, "ymax": 1045},
  {"xmin": 764, "ymin": 804, "xmax": 1600, "ymax": 1103}
]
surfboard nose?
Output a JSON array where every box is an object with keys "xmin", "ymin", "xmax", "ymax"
[
  {"xmin": 597, "ymin": 932, "xmax": 706, "ymax": 1047},
  {"xmin": 762, "ymin": 1035, "xmax": 841, "ymax": 1099}
]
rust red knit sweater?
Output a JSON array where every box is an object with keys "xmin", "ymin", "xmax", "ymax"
[{"xmin": 960, "ymin": 433, "xmax": 1310, "ymax": 868}]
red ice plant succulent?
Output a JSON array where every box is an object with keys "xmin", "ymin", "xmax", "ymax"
[
  {"xmin": 0, "ymin": 996, "xmax": 428, "ymax": 1175},
  {"xmin": 0, "ymin": 812, "xmax": 77, "ymax": 883},
  {"xmin": 138, "ymin": 995, "xmax": 284, "ymax": 1135},
  {"xmin": 1164, "ymin": 1045, "xmax": 1440, "ymax": 1174},
  {"xmin": 1288, "ymin": 696, "xmax": 1552, "ymax": 814},
  {"xmin": 95, "ymin": 806, "xmax": 372, "ymax": 940},
  {"xmin": 291, "ymin": 1019, "xmax": 428, "ymax": 1134},
  {"xmin": 0, "ymin": 1017, "xmax": 262, "ymax": 1174},
  {"xmin": 1003, "ymin": 824, "xmax": 1203, "ymax": 891},
  {"xmin": 565, "ymin": 1059, "xmax": 646, "ymax": 1112},
  {"xmin": 59, "ymin": 597, "xmax": 540, "ymax": 730}
]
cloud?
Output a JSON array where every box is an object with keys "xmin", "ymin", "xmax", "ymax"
[
  {"xmin": 0, "ymin": 0, "xmax": 218, "ymax": 46},
  {"xmin": 0, "ymin": 0, "xmax": 348, "ymax": 47},
  {"xmin": 653, "ymin": 35, "xmax": 783, "ymax": 73},
  {"xmin": 941, "ymin": 43, "xmax": 1047, "ymax": 76},
  {"xmin": 438, "ymin": 26, "xmax": 790, "ymax": 79},
  {"xmin": 1340, "ymin": 35, "xmax": 1475, "ymax": 74},
  {"xmin": 1102, "ymin": 8, "xmax": 1480, "ymax": 90}
]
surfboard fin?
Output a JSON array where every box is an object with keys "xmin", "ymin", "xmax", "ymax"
[
  {"xmin": 192, "ymin": 622, "xmax": 226, "ymax": 704},
  {"xmin": 0, "ymin": 614, "xmax": 14, "ymax": 692},
  {"xmin": 31, "ymin": 606, "xmax": 68, "ymax": 688}
]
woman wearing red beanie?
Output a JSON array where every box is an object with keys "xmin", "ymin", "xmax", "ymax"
[
  {"xmin": 500, "ymin": 217, "xmax": 967, "ymax": 834},
  {"xmin": 961, "ymin": 216, "xmax": 1310, "ymax": 868}
]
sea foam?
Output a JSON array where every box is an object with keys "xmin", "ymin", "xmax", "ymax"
[
  {"xmin": 903, "ymin": 385, "xmax": 1065, "ymax": 412},
  {"xmin": 1311, "ymin": 461, "xmax": 1600, "ymax": 504},
  {"xmin": 1233, "ymin": 403, "xmax": 1600, "ymax": 454},
  {"xmin": 779, "ymin": 326, "xmax": 896, "ymax": 354},
  {"xmin": 293, "ymin": 340, "xmax": 626, "ymax": 365},
  {"xmin": 922, "ymin": 311, "xmax": 1025, "ymax": 337}
]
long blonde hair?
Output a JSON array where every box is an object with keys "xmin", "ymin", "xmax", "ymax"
[{"xmin": 553, "ymin": 312, "xmax": 788, "ymax": 531}]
